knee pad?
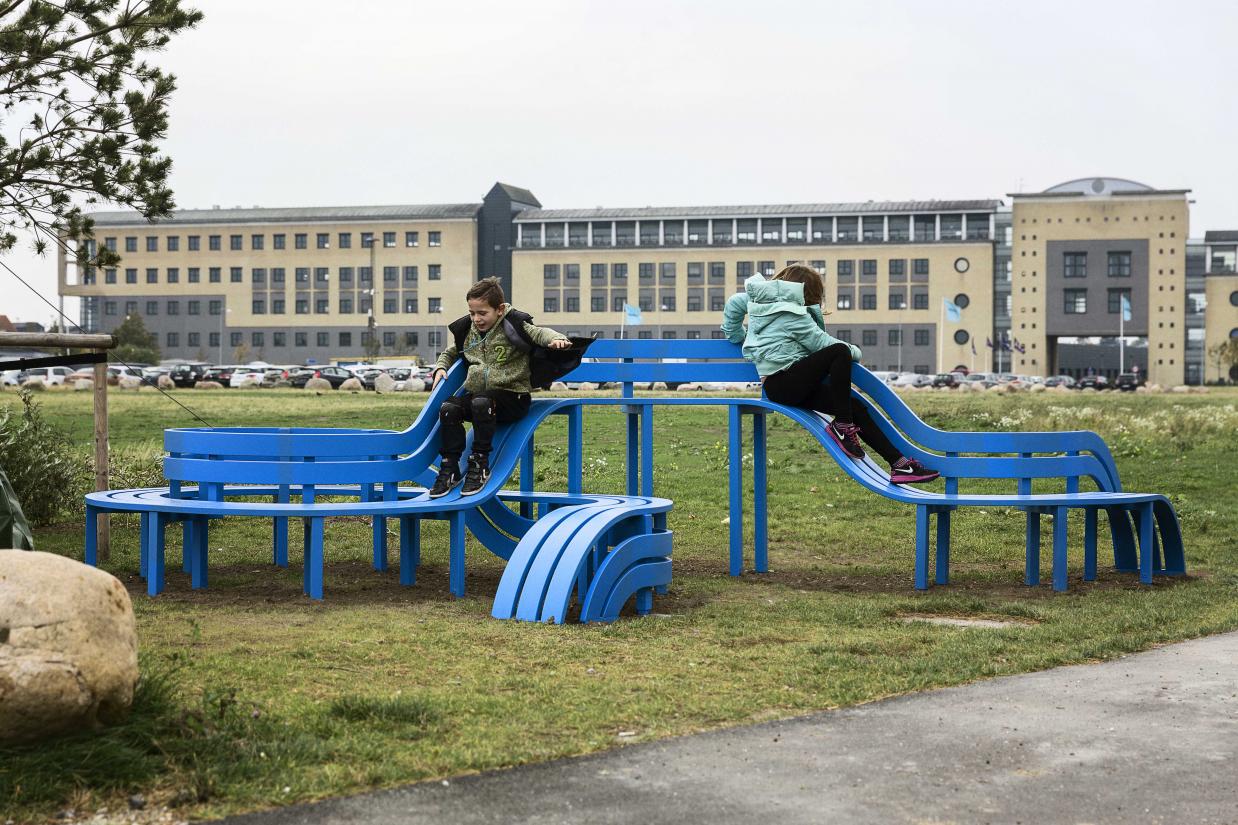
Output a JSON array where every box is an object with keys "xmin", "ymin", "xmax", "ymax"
[
  {"xmin": 470, "ymin": 396, "xmax": 496, "ymax": 421},
  {"xmin": 440, "ymin": 402, "xmax": 464, "ymax": 424}
]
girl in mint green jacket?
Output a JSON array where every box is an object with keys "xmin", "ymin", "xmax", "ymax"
[{"xmin": 721, "ymin": 265, "xmax": 937, "ymax": 484}]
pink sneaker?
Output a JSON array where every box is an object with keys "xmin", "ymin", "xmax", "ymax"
[
  {"xmin": 890, "ymin": 457, "xmax": 940, "ymax": 484},
  {"xmin": 827, "ymin": 420, "xmax": 865, "ymax": 459}
]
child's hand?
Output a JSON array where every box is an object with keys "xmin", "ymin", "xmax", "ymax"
[
  {"xmin": 548, "ymin": 339, "xmax": 571, "ymax": 350},
  {"xmin": 431, "ymin": 368, "xmax": 446, "ymax": 389}
]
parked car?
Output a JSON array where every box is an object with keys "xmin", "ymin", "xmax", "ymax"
[
  {"xmin": 869, "ymin": 371, "xmax": 899, "ymax": 386},
  {"xmin": 170, "ymin": 363, "xmax": 212, "ymax": 387},
  {"xmin": 357, "ymin": 367, "xmax": 388, "ymax": 390},
  {"xmin": 1114, "ymin": 373, "xmax": 1144, "ymax": 392},
  {"xmin": 17, "ymin": 366, "xmax": 74, "ymax": 386},
  {"xmin": 1076, "ymin": 374, "xmax": 1110, "ymax": 390},
  {"xmin": 202, "ymin": 365, "xmax": 238, "ymax": 385},
  {"xmin": 1, "ymin": 369, "xmax": 22, "ymax": 386},
  {"xmin": 931, "ymin": 372, "xmax": 962, "ymax": 389},
  {"xmin": 229, "ymin": 366, "xmax": 269, "ymax": 388},
  {"xmin": 892, "ymin": 372, "xmax": 933, "ymax": 388},
  {"xmin": 1044, "ymin": 375, "xmax": 1076, "ymax": 389},
  {"xmin": 289, "ymin": 365, "xmax": 354, "ymax": 389},
  {"xmin": 962, "ymin": 372, "xmax": 999, "ymax": 389},
  {"xmin": 995, "ymin": 373, "xmax": 1018, "ymax": 384}
]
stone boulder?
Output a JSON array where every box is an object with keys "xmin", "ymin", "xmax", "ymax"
[
  {"xmin": 401, "ymin": 377, "xmax": 426, "ymax": 393},
  {"xmin": 652, "ymin": 382, "xmax": 668, "ymax": 391},
  {"xmin": 374, "ymin": 373, "xmax": 397, "ymax": 394},
  {"xmin": 576, "ymin": 382, "xmax": 598, "ymax": 391},
  {"xmin": 549, "ymin": 381, "xmax": 568, "ymax": 392},
  {"xmin": 986, "ymin": 383, "xmax": 1005, "ymax": 392},
  {"xmin": 0, "ymin": 551, "xmax": 139, "ymax": 743},
  {"xmin": 238, "ymin": 378, "xmax": 260, "ymax": 389},
  {"xmin": 1147, "ymin": 383, "xmax": 1164, "ymax": 393},
  {"xmin": 1171, "ymin": 385, "xmax": 1189, "ymax": 393},
  {"xmin": 118, "ymin": 375, "xmax": 142, "ymax": 390},
  {"xmin": 676, "ymin": 383, "xmax": 700, "ymax": 392},
  {"xmin": 1029, "ymin": 383, "xmax": 1047, "ymax": 393},
  {"xmin": 304, "ymin": 377, "xmax": 333, "ymax": 391},
  {"xmin": 339, "ymin": 377, "xmax": 363, "ymax": 392},
  {"xmin": 156, "ymin": 374, "xmax": 175, "ymax": 390},
  {"xmin": 73, "ymin": 378, "xmax": 94, "ymax": 391},
  {"xmin": 194, "ymin": 380, "xmax": 224, "ymax": 390},
  {"xmin": 19, "ymin": 378, "xmax": 46, "ymax": 391},
  {"xmin": 1135, "ymin": 385, "xmax": 1150, "ymax": 393},
  {"xmin": 1189, "ymin": 385, "xmax": 1208, "ymax": 394}
]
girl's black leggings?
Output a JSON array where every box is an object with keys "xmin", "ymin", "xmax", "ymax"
[{"xmin": 762, "ymin": 343, "xmax": 903, "ymax": 465}]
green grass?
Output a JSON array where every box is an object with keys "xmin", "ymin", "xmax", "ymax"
[{"xmin": 2, "ymin": 386, "xmax": 1237, "ymax": 821}]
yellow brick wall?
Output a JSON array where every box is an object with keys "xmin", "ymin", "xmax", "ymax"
[{"xmin": 1203, "ymin": 275, "xmax": 1238, "ymax": 383}]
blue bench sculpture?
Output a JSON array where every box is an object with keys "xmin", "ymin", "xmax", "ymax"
[{"xmin": 84, "ymin": 340, "xmax": 1185, "ymax": 622}]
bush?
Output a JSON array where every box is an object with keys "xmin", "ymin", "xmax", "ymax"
[{"xmin": 0, "ymin": 390, "xmax": 87, "ymax": 525}]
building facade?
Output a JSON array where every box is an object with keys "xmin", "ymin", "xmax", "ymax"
[{"xmin": 59, "ymin": 176, "xmax": 1235, "ymax": 382}]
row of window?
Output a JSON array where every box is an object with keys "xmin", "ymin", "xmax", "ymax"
[
  {"xmin": 105, "ymin": 231, "xmax": 442, "ymax": 254},
  {"xmin": 518, "ymin": 214, "xmax": 992, "ymax": 248},
  {"xmin": 164, "ymin": 329, "xmax": 446, "ymax": 350},
  {"xmin": 1063, "ymin": 288, "xmax": 1133, "ymax": 315},
  {"xmin": 541, "ymin": 287, "xmax": 954, "ymax": 314},
  {"xmin": 92, "ymin": 264, "xmax": 443, "ymax": 286},
  {"xmin": 103, "ymin": 296, "xmax": 444, "ymax": 317},
  {"xmin": 542, "ymin": 258, "xmax": 933, "ymax": 285},
  {"xmin": 1062, "ymin": 251, "xmax": 1133, "ymax": 278}
]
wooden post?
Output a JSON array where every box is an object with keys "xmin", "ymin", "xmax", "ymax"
[{"xmin": 92, "ymin": 354, "xmax": 110, "ymax": 561}]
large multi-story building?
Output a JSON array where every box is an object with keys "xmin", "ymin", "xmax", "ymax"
[{"xmin": 59, "ymin": 177, "xmax": 1236, "ymax": 383}]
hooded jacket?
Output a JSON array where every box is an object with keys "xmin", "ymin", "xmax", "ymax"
[
  {"xmin": 434, "ymin": 306, "xmax": 567, "ymax": 394},
  {"xmin": 720, "ymin": 275, "xmax": 862, "ymax": 377}
]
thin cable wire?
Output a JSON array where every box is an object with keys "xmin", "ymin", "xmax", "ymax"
[{"xmin": 0, "ymin": 255, "xmax": 215, "ymax": 428}]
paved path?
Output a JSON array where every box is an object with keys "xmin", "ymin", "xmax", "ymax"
[{"xmin": 223, "ymin": 631, "xmax": 1238, "ymax": 825}]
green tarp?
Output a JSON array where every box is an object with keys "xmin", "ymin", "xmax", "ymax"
[{"xmin": 0, "ymin": 466, "xmax": 34, "ymax": 550}]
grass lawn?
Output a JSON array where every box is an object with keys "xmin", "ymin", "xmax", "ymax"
[{"xmin": 2, "ymin": 386, "xmax": 1236, "ymax": 821}]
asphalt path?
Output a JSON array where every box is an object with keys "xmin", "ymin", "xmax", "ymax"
[{"xmin": 221, "ymin": 630, "xmax": 1238, "ymax": 825}]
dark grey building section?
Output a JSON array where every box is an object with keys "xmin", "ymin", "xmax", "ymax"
[
  {"xmin": 1045, "ymin": 239, "xmax": 1149, "ymax": 337},
  {"xmin": 1054, "ymin": 339, "xmax": 1148, "ymax": 380},
  {"xmin": 478, "ymin": 183, "xmax": 540, "ymax": 302}
]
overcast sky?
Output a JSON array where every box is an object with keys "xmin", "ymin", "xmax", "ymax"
[{"xmin": 4, "ymin": 0, "xmax": 1237, "ymax": 324}]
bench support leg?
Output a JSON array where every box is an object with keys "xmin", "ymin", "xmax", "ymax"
[
  {"xmin": 520, "ymin": 434, "xmax": 534, "ymax": 519},
  {"xmin": 914, "ymin": 505, "xmax": 929, "ymax": 590},
  {"xmin": 636, "ymin": 587, "xmax": 653, "ymax": 616},
  {"xmin": 640, "ymin": 407, "xmax": 654, "ymax": 497},
  {"xmin": 139, "ymin": 512, "xmax": 151, "ymax": 580},
  {"xmin": 84, "ymin": 506, "xmax": 98, "ymax": 566},
  {"xmin": 449, "ymin": 511, "xmax": 466, "ymax": 598},
  {"xmin": 1025, "ymin": 510, "xmax": 1041, "ymax": 586},
  {"xmin": 399, "ymin": 516, "xmax": 420, "ymax": 586},
  {"xmin": 303, "ymin": 517, "xmax": 324, "ymax": 600},
  {"xmin": 147, "ymin": 512, "xmax": 166, "ymax": 597},
  {"xmin": 728, "ymin": 405, "xmax": 743, "ymax": 576},
  {"xmin": 189, "ymin": 517, "xmax": 209, "ymax": 590},
  {"xmin": 274, "ymin": 485, "xmax": 290, "ymax": 568},
  {"xmin": 1107, "ymin": 507, "xmax": 1138, "ymax": 572},
  {"xmin": 567, "ymin": 406, "xmax": 583, "ymax": 495},
  {"xmin": 935, "ymin": 508, "xmax": 951, "ymax": 585},
  {"xmin": 181, "ymin": 519, "xmax": 192, "ymax": 574},
  {"xmin": 626, "ymin": 411, "xmax": 639, "ymax": 497},
  {"xmin": 372, "ymin": 516, "xmax": 388, "ymax": 572},
  {"xmin": 1052, "ymin": 506, "xmax": 1068, "ymax": 592},
  {"xmin": 1139, "ymin": 503, "xmax": 1155, "ymax": 585},
  {"xmin": 1084, "ymin": 508, "xmax": 1098, "ymax": 581},
  {"xmin": 753, "ymin": 413, "xmax": 768, "ymax": 573}
]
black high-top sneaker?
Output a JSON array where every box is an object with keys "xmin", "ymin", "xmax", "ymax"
[
  {"xmin": 461, "ymin": 453, "xmax": 491, "ymax": 496},
  {"xmin": 428, "ymin": 461, "xmax": 461, "ymax": 498}
]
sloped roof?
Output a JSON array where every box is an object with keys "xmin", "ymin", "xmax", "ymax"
[
  {"xmin": 514, "ymin": 200, "xmax": 1002, "ymax": 222},
  {"xmin": 86, "ymin": 203, "xmax": 481, "ymax": 227},
  {"xmin": 495, "ymin": 183, "xmax": 541, "ymax": 207},
  {"xmin": 1204, "ymin": 230, "xmax": 1238, "ymax": 243}
]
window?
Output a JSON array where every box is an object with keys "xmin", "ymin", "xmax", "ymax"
[
  {"xmin": 187, "ymin": 267, "xmax": 200, "ymax": 283},
  {"xmin": 251, "ymin": 332, "xmax": 264, "ymax": 347},
  {"xmin": 382, "ymin": 231, "xmax": 395, "ymax": 248},
  {"xmin": 252, "ymin": 298, "xmax": 266, "ymax": 314},
  {"xmin": 187, "ymin": 332, "xmax": 199, "ymax": 347},
  {"xmin": 231, "ymin": 267, "xmax": 243, "ymax": 283},
  {"xmin": 339, "ymin": 267, "xmax": 353, "ymax": 284},
  {"xmin": 361, "ymin": 232, "xmax": 374, "ymax": 248},
  {"xmin": 146, "ymin": 236, "xmax": 158, "ymax": 252},
  {"xmin": 125, "ymin": 300, "xmax": 137, "ymax": 316},
  {"xmin": 429, "ymin": 231, "xmax": 441, "ymax": 247},
  {"xmin": 953, "ymin": 330, "xmax": 970, "ymax": 345},
  {"xmin": 209, "ymin": 332, "xmax": 220, "ymax": 348},
  {"xmin": 591, "ymin": 295, "xmax": 606, "ymax": 312},
  {"xmin": 612, "ymin": 262, "xmax": 628, "ymax": 282},
  {"xmin": 837, "ymin": 217, "xmax": 858, "ymax": 242},
  {"xmin": 230, "ymin": 234, "xmax": 242, "ymax": 251},
  {"xmin": 294, "ymin": 332, "xmax": 307, "ymax": 347},
  {"xmin": 758, "ymin": 260, "xmax": 775, "ymax": 276},
  {"xmin": 913, "ymin": 259, "xmax": 929, "ymax": 275},
  {"xmin": 1108, "ymin": 251, "xmax": 1132, "ymax": 277},
  {"xmin": 294, "ymin": 233, "xmax": 307, "ymax": 249},
  {"xmin": 837, "ymin": 260, "xmax": 854, "ymax": 277},
  {"xmin": 339, "ymin": 232, "xmax": 352, "ymax": 249},
  {"xmin": 663, "ymin": 222, "xmax": 683, "ymax": 244},
  {"xmin": 295, "ymin": 267, "xmax": 309, "ymax": 284},
  {"xmin": 861, "ymin": 293, "xmax": 877, "ymax": 310},
  {"xmin": 105, "ymin": 268, "xmax": 117, "ymax": 284},
  {"xmin": 404, "ymin": 331, "xmax": 418, "ymax": 348},
  {"xmin": 737, "ymin": 261, "xmax": 753, "ymax": 280},
  {"xmin": 267, "ymin": 331, "xmax": 284, "ymax": 348},
  {"xmin": 125, "ymin": 268, "xmax": 137, "ymax": 284},
  {"xmin": 252, "ymin": 268, "xmax": 266, "ymax": 284},
  {"xmin": 544, "ymin": 296, "xmax": 559, "ymax": 312},
  {"xmin": 187, "ymin": 300, "xmax": 200, "ymax": 315},
  {"xmin": 359, "ymin": 266, "xmax": 372, "ymax": 283},
  {"xmin": 167, "ymin": 300, "xmax": 179, "ymax": 316},
  {"xmin": 340, "ymin": 298, "xmax": 353, "ymax": 314},
  {"xmin": 1064, "ymin": 288, "xmax": 1088, "ymax": 314},
  {"xmin": 405, "ymin": 231, "xmax": 419, "ymax": 247},
  {"xmin": 208, "ymin": 235, "xmax": 221, "ymax": 251},
  {"xmin": 272, "ymin": 267, "xmax": 285, "ymax": 283},
  {"xmin": 564, "ymin": 263, "xmax": 580, "ymax": 283},
  {"xmin": 660, "ymin": 262, "xmax": 676, "ymax": 283},
  {"xmin": 889, "ymin": 259, "xmax": 905, "ymax": 276},
  {"xmin": 786, "ymin": 218, "xmax": 807, "ymax": 242},
  {"xmin": 888, "ymin": 291, "xmax": 906, "ymax": 309},
  {"xmin": 273, "ymin": 234, "xmax": 285, "ymax": 250},
  {"xmin": 317, "ymin": 298, "xmax": 329, "ymax": 314},
  {"xmin": 1063, "ymin": 252, "xmax": 1087, "ymax": 278},
  {"xmin": 188, "ymin": 235, "xmax": 200, "ymax": 251},
  {"xmin": 760, "ymin": 220, "xmax": 781, "ymax": 243},
  {"xmin": 1108, "ymin": 288, "xmax": 1132, "ymax": 314},
  {"xmin": 146, "ymin": 267, "xmax": 158, "ymax": 284},
  {"xmin": 710, "ymin": 293, "xmax": 725, "ymax": 311},
  {"xmin": 428, "ymin": 264, "xmax": 441, "ymax": 280},
  {"xmin": 124, "ymin": 236, "xmax": 137, "ymax": 252},
  {"xmin": 295, "ymin": 299, "xmax": 308, "ymax": 314},
  {"xmin": 591, "ymin": 263, "xmax": 607, "ymax": 284},
  {"xmin": 611, "ymin": 295, "xmax": 627, "ymax": 312},
  {"xmin": 317, "ymin": 233, "xmax": 330, "ymax": 249},
  {"xmin": 167, "ymin": 332, "xmax": 178, "ymax": 347},
  {"xmin": 736, "ymin": 219, "xmax": 757, "ymax": 244},
  {"xmin": 251, "ymin": 234, "xmax": 264, "ymax": 250},
  {"xmin": 687, "ymin": 294, "xmax": 703, "ymax": 312},
  {"xmin": 565, "ymin": 296, "xmax": 579, "ymax": 312},
  {"xmin": 862, "ymin": 330, "xmax": 877, "ymax": 347},
  {"xmin": 146, "ymin": 300, "xmax": 158, "ymax": 315},
  {"xmin": 383, "ymin": 266, "xmax": 398, "ymax": 283},
  {"xmin": 914, "ymin": 329, "xmax": 930, "ymax": 346},
  {"xmin": 167, "ymin": 236, "xmax": 179, "ymax": 251},
  {"xmin": 428, "ymin": 297, "xmax": 442, "ymax": 313},
  {"xmin": 230, "ymin": 332, "xmax": 242, "ymax": 347},
  {"xmin": 544, "ymin": 264, "xmax": 560, "ymax": 284},
  {"xmin": 403, "ymin": 266, "xmax": 418, "ymax": 283},
  {"xmin": 862, "ymin": 259, "xmax": 877, "ymax": 276},
  {"xmin": 339, "ymin": 332, "xmax": 352, "ymax": 347},
  {"xmin": 888, "ymin": 329, "xmax": 901, "ymax": 346},
  {"xmin": 383, "ymin": 298, "xmax": 396, "ymax": 313},
  {"xmin": 404, "ymin": 297, "xmax": 418, "ymax": 313},
  {"xmin": 953, "ymin": 293, "xmax": 969, "ymax": 309},
  {"xmin": 272, "ymin": 298, "xmax": 285, "ymax": 314},
  {"xmin": 687, "ymin": 262, "xmax": 704, "ymax": 284},
  {"xmin": 209, "ymin": 300, "xmax": 222, "ymax": 316},
  {"xmin": 837, "ymin": 293, "xmax": 853, "ymax": 310}
]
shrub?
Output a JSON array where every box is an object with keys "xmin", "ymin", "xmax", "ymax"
[{"xmin": 0, "ymin": 390, "xmax": 87, "ymax": 525}]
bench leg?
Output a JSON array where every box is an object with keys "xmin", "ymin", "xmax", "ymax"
[
  {"xmin": 84, "ymin": 506, "xmax": 98, "ymax": 566},
  {"xmin": 399, "ymin": 516, "xmax": 420, "ymax": 586},
  {"xmin": 1052, "ymin": 506, "xmax": 1068, "ymax": 592},
  {"xmin": 636, "ymin": 587, "xmax": 653, "ymax": 616},
  {"xmin": 1025, "ymin": 510, "xmax": 1041, "ymax": 586},
  {"xmin": 1083, "ymin": 508, "xmax": 1098, "ymax": 581},
  {"xmin": 273, "ymin": 517, "xmax": 289, "ymax": 567},
  {"xmin": 753, "ymin": 413, "xmax": 768, "ymax": 573},
  {"xmin": 520, "ymin": 434, "xmax": 534, "ymax": 519},
  {"xmin": 190, "ymin": 518, "xmax": 209, "ymax": 590},
  {"xmin": 728, "ymin": 405, "xmax": 743, "ymax": 576},
  {"xmin": 935, "ymin": 508, "xmax": 951, "ymax": 586},
  {"xmin": 1107, "ymin": 506, "xmax": 1139, "ymax": 572},
  {"xmin": 373, "ymin": 516, "xmax": 388, "ymax": 572},
  {"xmin": 181, "ymin": 520, "xmax": 193, "ymax": 573},
  {"xmin": 303, "ymin": 517, "xmax": 324, "ymax": 600},
  {"xmin": 139, "ymin": 512, "xmax": 151, "ymax": 580},
  {"xmin": 147, "ymin": 513, "xmax": 166, "ymax": 596},
  {"xmin": 914, "ymin": 505, "xmax": 929, "ymax": 590},
  {"xmin": 449, "ymin": 511, "xmax": 466, "ymax": 598},
  {"xmin": 1138, "ymin": 504, "xmax": 1155, "ymax": 585}
]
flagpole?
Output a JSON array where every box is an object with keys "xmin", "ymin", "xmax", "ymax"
[
  {"xmin": 1119, "ymin": 305, "xmax": 1124, "ymax": 374},
  {"xmin": 937, "ymin": 300, "xmax": 944, "ymax": 374}
]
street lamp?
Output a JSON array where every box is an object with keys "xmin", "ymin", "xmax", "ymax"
[{"xmin": 217, "ymin": 306, "xmax": 231, "ymax": 363}]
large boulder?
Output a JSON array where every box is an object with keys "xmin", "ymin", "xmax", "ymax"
[
  {"xmin": 549, "ymin": 381, "xmax": 568, "ymax": 392},
  {"xmin": 194, "ymin": 380, "xmax": 224, "ymax": 390},
  {"xmin": 374, "ymin": 373, "xmax": 397, "ymax": 394},
  {"xmin": 676, "ymin": 383, "xmax": 700, "ymax": 392},
  {"xmin": 19, "ymin": 378, "xmax": 45, "ymax": 391},
  {"xmin": 339, "ymin": 377, "xmax": 363, "ymax": 392},
  {"xmin": 73, "ymin": 378, "xmax": 94, "ymax": 391},
  {"xmin": 576, "ymin": 382, "xmax": 598, "ymax": 391},
  {"xmin": 304, "ymin": 377, "xmax": 332, "ymax": 391},
  {"xmin": 1029, "ymin": 383, "xmax": 1047, "ymax": 393},
  {"xmin": 652, "ymin": 382, "xmax": 668, "ymax": 391},
  {"xmin": 156, "ymin": 374, "xmax": 175, "ymax": 390},
  {"xmin": 0, "ymin": 551, "xmax": 139, "ymax": 743},
  {"xmin": 118, "ymin": 375, "xmax": 142, "ymax": 390},
  {"xmin": 401, "ymin": 377, "xmax": 426, "ymax": 393}
]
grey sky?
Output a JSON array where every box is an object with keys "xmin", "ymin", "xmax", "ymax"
[{"xmin": 3, "ymin": 0, "xmax": 1236, "ymax": 323}]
